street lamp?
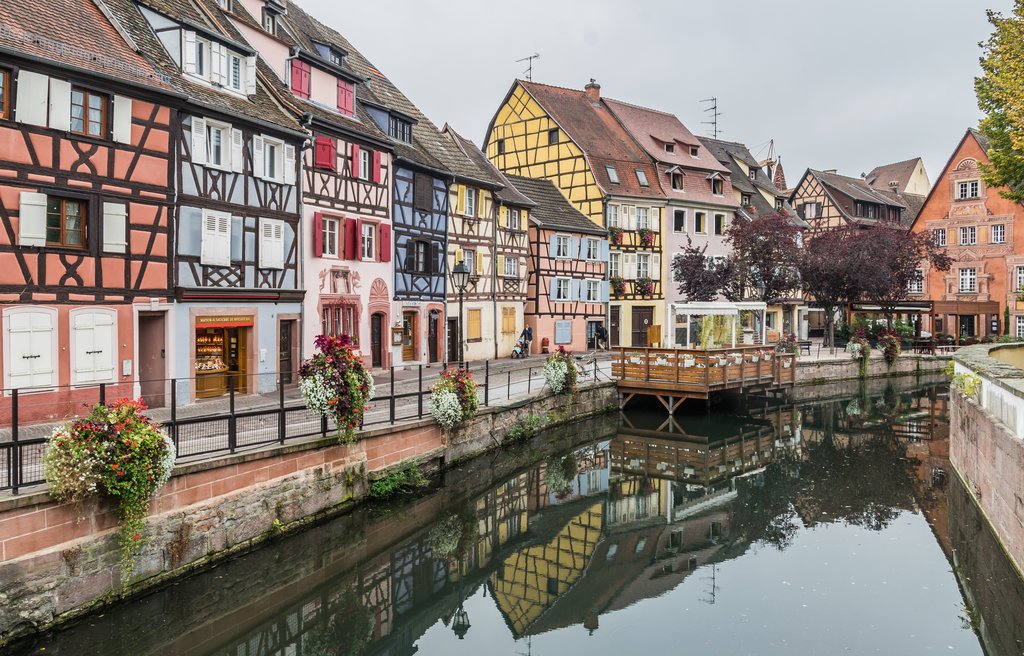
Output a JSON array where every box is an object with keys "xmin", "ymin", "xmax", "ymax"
[
  {"xmin": 452, "ymin": 604, "xmax": 471, "ymax": 639},
  {"xmin": 451, "ymin": 261, "xmax": 471, "ymax": 363}
]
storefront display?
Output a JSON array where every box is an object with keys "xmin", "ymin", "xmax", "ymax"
[{"xmin": 193, "ymin": 316, "xmax": 253, "ymax": 399}]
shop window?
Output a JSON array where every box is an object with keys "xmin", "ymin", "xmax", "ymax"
[{"xmin": 467, "ymin": 309, "xmax": 482, "ymax": 342}]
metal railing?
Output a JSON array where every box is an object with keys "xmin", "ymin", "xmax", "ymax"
[{"xmin": 0, "ymin": 357, "xmax": 611, "ymax": 495}]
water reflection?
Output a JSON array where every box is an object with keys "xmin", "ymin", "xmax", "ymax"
[{"xmin": 9, "ymin": 382, "xmax": 1016, "ymax": 656}]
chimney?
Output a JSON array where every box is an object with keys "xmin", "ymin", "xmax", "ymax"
[
  {"xmin": 888, "ymin": 180, "xmax": 900, "ymax": 195},
  {"xmin": 824, "ymin": 169, "xmax": 837, "ymax": 174},
  {"xmin": 585, "ymin": 78, "xmax": 601, "ymax": 103}
]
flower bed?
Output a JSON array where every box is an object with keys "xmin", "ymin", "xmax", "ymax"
[
  {"xmin": 544, "ymin": 347, "xmax": 578, "ymax": 394},
  {"xmin": 298, "ymin": 334, "xmax": 375, "ymax": 443},
  {"xmin": 43, "ymin": 398, "xmax": 175, "ymax": 574},
  {"xmin": 430, "ymin": 367, "xmax": 479, "ymax": 429}
]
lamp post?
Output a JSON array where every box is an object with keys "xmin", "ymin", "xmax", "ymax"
[{"xmin": 451, "ymin": 261, "xmax": 471, "ymax": 364}]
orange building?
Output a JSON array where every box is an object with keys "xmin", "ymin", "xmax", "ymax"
[{"xmin": 910, "ymin": 129, "xmax": 1024, "ymax": 340}]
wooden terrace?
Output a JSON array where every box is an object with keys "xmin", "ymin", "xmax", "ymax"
[{"xmin": 611, "ymin": 345, "xmax": 797, "ymax": 412}]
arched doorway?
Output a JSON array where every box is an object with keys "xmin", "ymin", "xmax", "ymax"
[{"xmin": 370, "ymin": 313, "xmax": 384, "ymax": 368}]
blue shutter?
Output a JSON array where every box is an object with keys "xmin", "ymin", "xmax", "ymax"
[
  {"xmin": 599, "ymin": 239, "xmax": 609, "ymax": 261},
  {"xmin": 549, "ymin": 234, "xmax": 559, "ymax": 257},
  {"xmin": 601, "ymin": 280, "xmax": 610, "ymax": 302},
  {"xmin": 549, "ymin": 277, "xmax": 558, "ymax": 303},
  {"xmin": 569, "ymin": 236, "xmax": 580, "ymax": 259},
  {"xmin": 573, "ymin": 279, "xmax": 584, "ymax": 301}
]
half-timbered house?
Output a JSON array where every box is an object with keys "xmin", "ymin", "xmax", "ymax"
[
  {"xmin": 107, "ymin": 0, "xmax": 306, "ymax": 400},
  {"xmin": 224, "ymin": 0, "xmax": 396, "ymax": 370},
  {"xmin": 505, "ymin": 175, "xmax": 608, "ymax": 353},
  {"xmin": 445, "ymin": 127, "xmax": 533, "ymax": 360},
  {"xmin": 911, "ymin": 129, "xmax": 1021, "ymax": 340},
  {"xmin": 788, "ymin": 168, "xmax": 925, "ymax": 236},
  {"xmin": 485, "ymin": 80, "xmax": 666, "ymax": 348},
  {"xmin": 0, "ymin": 1, "xmax": 178, "ymax": 420}
]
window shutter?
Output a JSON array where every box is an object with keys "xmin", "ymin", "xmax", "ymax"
[
  {"xmin": 210, "ymin": 42, "xmax": 225, "ymax": 86},
  {"xmin": 497, "ymin": 254, "xmax": 506, "ymax": 277},
  {"xmin": 548, "ymin": 279, "xmax": 558, "ymax": 303},
  {"xmin": 9, "ymin": 311, "xmax": 56, "ymax": 389},
  {"xmin": 652, "ymin": 254, "xmax": 662, "ymax": 280},
  {"xmin": 343, "ymin": 217, "xmax": 358, "ymax": 260},
  {"xmin": 455, "ymin": 246, "xmax": 464, "ymax": 264},
  {"xmin": 569, "ymin": 236, "xmax": 579, "ymax": 259},
  {"xmin": 599, "ymin": 239, "xmax": 609, "ymax": 261},
  {"xmin": 498, "ymin": 206, "xmax": 507, "ymax": 228},
  {"xmin": 201, "ymin": 210, "xmax": 231, "ymax": 266},
  {"xmin": 48, "ymin": 78, "xmax": 71, "ymax": 132},
  {"xmin": 183, "ymin": 31, "xmax": 197, "ymax": 75},
  {"xmin": 379, "ymin": 223, "xmax": 391, "ymax": 262},
  {"xmin": 313, "ymin": 212, "xmax": 323, "ymax": 258},
  {"xmin": 111, "ymin": 95, "xmax": 133, "ymax": 144},
  {"xmin": 252, "ymin": 135, "xmax": 265, "ymax": 178},
  {"xmin": 601, "ymin": 281, "xmax": 610, "ymax": 303},
  {"xmin": 259, "ymin": 219, "xmax": 284, "ymax": 269},
  {"xmin": 15, "ymin": 71, "xmax": 48, "ymax": 127},
  {"xmin": 351, "ymin": 144, "xmax": 360, "ymax": 179},
  {"xmin": 244, "ymin": 55, "xmax": 257, "ymax": 95},
  {"xmin": 191, "ymin": 116, "xmax": 207, "ymax": 165},
  {"xmin": 315, "ymin": 136, "xmax": 336, "ymax": 170},
  {"xmin": 230, "ymin": 128, "xmax": 243, "ymax": 173},
  {"xmin": 284, "ymin": 144, "xmax": 296, "ymax": 184},
  {"xmin": 372, "ymin": 150, "xmax": 382, "ymax": 184},
  {"xmin": 430, "ymin": 241, "xmax": 442, "ymax": 274},
  {"xmin": 549, "ymin": 234, "xmax": 558, "ymax": 257},
  {"xmin": 337, "ymin": 80, "xmax": 353, "ymax": 115},
  {"xmin": 18, "ymin": 192, "xmax": 47, "ymax": 247},
  {"xmin": 625, "ymin": 253, "xmax": 637, "ymax": 280},
  {"xmin": 475, "ymin": 250, "xmax": 483, "ymax": 276},
  {"xmin": 102, "ymin": 202, "xmax": 128, "ymax": 254},
  {"xmin": 651, "ymin": 207, "xmax": 661, "ymax": 232},
  {"xmin": 73, "ymin": 312, "xmax": 115, "ymax": 384}
]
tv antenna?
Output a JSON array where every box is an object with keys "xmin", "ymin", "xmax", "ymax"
[
  {"xmin": 701, "ymin": 97, "xmax": 721, "ymax": 139},
  {"xmin": 700, "ymin": 563, "xmax": 720, "ymax": 605},
  {"xmin": 517, "ymin": 53, "xmax": 540, "ymax": 82}
]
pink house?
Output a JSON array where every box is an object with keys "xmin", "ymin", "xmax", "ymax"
[{"xmin": 505, "ymin": 175, "xmax": 609, "ymax": 353}]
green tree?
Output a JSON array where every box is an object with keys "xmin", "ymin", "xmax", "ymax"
[{"xmin": 976, "ymin": 4, "xmax": 1024, "ymax": 203}]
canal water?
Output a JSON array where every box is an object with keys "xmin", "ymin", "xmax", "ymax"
[{"xmin": 6, "ymin": 381, "xmax": 1024, "ymax": 656}]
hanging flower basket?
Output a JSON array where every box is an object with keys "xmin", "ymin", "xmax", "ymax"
[
  {"xmin": 878, "ymin": 329, "xmax": 902, "ymax": 365},
  {"xmin": 430, "ymin": 367, "xmax": 479, "ymax": 429},
  {"xmin": 609, "ymin": 227, "xmax": 624, "ymax": 245},
  {"xmin": 638, "ymin": 228, "xmax": 656, "ymax": 247},
  {"xmin": 299, "ymin": 334, "xmax": 375, "ymax": 443},
  {"xmin": 43, "ymin": 398, "xmax": 175, "ymax": 575},
  {"xmin": 544, "ymin": 347, "xmax": 578, "ymax": 394}
]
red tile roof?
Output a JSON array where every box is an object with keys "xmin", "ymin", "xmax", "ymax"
[
  {"xmin": 603, "ymin": 98, "xmax": 727, "ymax": 174},
  {"xmin": 520, "ymin": 80, "xmax": 664, "ymax": 200}
]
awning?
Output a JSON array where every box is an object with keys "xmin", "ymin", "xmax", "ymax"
[
  {"xmin": 852, "ymin": 302, "xmax": 933, "ymax": 313},
  {"xmin": 931, "ymin": 301, "xmax": 1000, "ymax": 315}
]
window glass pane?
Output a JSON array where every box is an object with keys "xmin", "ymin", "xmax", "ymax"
[
  {"xmin": 64, "ymin": 202, "xmax": 82, "ymax": 245},
  {"xmin": 46, "ymin": 199, "xmax": 61, "ymax": 243}
]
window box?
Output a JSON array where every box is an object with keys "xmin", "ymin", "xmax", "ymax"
[
  {"xmin": 637, "ymin": 227, "xmax": 655, "ymax": 247},
  {"xmin": 608, "ymin": 226, "xmax": 624, "ymax": 245}
]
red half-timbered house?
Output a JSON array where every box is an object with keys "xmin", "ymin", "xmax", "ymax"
[
  {"xmin": 0, "ymin": 1, "xmax": 178, "ymax": 421},
  {"xmin": 505, "ymin": 175, "xmax": 608, "ymax": 353}
]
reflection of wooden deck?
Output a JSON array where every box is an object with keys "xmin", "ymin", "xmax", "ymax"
[{"xmin": 612, "ymin": 346, "xmax": 796, "ymax": 411}]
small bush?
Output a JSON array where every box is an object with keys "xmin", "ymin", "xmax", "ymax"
[
  {"xmin": 505, "ymin": 415, "xmax": 547, "ymax": 442},
  {"xmin": 370, "ymin": 464, "xmax": 428, "ymax": 499}
]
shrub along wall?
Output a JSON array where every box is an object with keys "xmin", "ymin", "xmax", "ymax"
[{"xmin": 0, "ymin": 380, "xmax": 617, "ymax": 646}]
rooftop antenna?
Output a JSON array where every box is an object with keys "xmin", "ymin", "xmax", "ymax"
[
  {"xmin": 517, "ymin": 53, "xmax": 540, "ymax": 82},
  {"xmin": 700, "ymin": 97, "xmax": 721, "ymax": 139}
]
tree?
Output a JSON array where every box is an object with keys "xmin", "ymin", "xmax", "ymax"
[
  {"xmin": 976, "ymin": 4, "xmax": 1024, "ymax": 203},
  {"xmin": 857, "ymin": 226, "xmax": 953, "ymax": 329},
  {"xmin": 798, "ymin": 228, "xmax": 865, "ymax": 351},
  {"xmin": 671, "ymin": 237, "xmax": 731, "ymax": 302},
  {"xmin": 723, "ymin": 212, "xmax": 802, "ymax": 305}
]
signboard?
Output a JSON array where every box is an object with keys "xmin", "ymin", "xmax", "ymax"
[{"xmin": 196, "ymin": 315, "xmax": 254, "ymax": 328}]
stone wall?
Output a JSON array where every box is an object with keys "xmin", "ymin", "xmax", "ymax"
[
  {"xmin": 795, "ymin": 354, "xmax": 949, "ymax": 389},
  {"xmin": 0, "ymin": 381, "xmax": 617, "ymax": 645}
]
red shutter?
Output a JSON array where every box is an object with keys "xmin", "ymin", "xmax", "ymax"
[
  {"xmin": 313, "ymin": 212, "xmax": 323, "ymax": 257},
  {"xmin": 337, "ymin": 80, "xmax": 354, "ymax": 116},
  {"xmin": 291, "ymin": 60, "xmax": 310, "ymax": 99},
  {"xmin": 379, "ymin": 223, "xmax": 391, "ymax": 262},
  {"xmin": 343, "ymin": 217, "xmax": 358, "ymax": 260},
  {"xmin": 351, "ymin": 143, "xmax": 360, "ymax": 179},
  {"xmin": 372, "ymin": 150, "xmax": 382, "ymax": 184},
  {"xmin": 314, "ymin": 136, "xmax": 336, "ymax": 171}
]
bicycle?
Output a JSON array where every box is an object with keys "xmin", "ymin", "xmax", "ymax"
[{"xmin": 574, "ymin": 351, "xmax": 599, "ymax": 381}]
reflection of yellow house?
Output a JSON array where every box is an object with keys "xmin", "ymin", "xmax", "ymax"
[{"xmin": 489, "ymin": 502, "xmax": 604, "ymax": 637}]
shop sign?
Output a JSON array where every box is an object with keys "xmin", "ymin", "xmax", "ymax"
[{"xmin": 196, "ymin": 315, "xmax": 254, "ymax": 328}]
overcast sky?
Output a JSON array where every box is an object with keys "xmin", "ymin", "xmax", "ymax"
[{"xmin": 303, "ymin": 0, "xmax": 1012, "ymax": 187}]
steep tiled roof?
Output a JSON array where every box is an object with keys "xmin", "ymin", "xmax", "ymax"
[
  {"xmin": 969, "ymin": 128, "xmax": 991, "ymax": 153},
  {"xmin": 701, "ymin": 138, "xmax": 804, "ymax": 226},
  {"xmin": 102, "ymin": 0, "xmax": 302, "ymax": 131},
  {"xmin": 603, "ymin": 98, "xmax": 727, "ymax": 173},
  {"xmin": 864, "ymin": 158, "xmax": 921, "ymax": 194},
  {"xmin": 814, "ymin": 169, "xmax": 907, "ymax": 208},
  {"xmin": 0, "ymin": 1, "xmax": 173, "ymax": 92},
  {"xmin": 446, "ymin": 128, "xmax": 536, "ymax": 207},
  {"xmin": 519, "ymin": 80, "xmax": 664, "ymax": 200},
  {"xmin": 505, "ymin": 174, "xmax": 606, "ymax": 236}
]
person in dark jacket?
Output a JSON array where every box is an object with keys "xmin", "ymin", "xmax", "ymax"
[{"xmin": 595, "ymin": 324, "xmax": 608, "ymax": 350}]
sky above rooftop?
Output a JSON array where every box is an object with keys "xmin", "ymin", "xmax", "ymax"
[{"xmin": 302, "ymin": 0, "xmax": 1013, "ymax": 189}]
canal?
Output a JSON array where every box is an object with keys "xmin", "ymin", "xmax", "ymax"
[{"xmin": 6, "ymin": 381, "xmax": 1024, "ymax": 656}]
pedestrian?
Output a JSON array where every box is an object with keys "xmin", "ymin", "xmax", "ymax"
[
  {"xmin": 520, "ymin": 326, "xmax": 533, "ymax": 353},
  {"xmin": 595, "ymin": 324, "xmax": 608, "ymax": 350}
]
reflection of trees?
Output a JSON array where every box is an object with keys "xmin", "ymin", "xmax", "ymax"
[{"xmin": 303, "ymin": 582, "xmax": 375, "ymax": 656}]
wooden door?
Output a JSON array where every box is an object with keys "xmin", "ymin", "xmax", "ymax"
[
  {"xmin": 610, "ymin": 306, "xmax": 620, "ymax": 347},
  {"xmin": 138, "ymin": 312, "xmax": 166, "ymax": 408},
  {"xmin": 631, "ymin": 306, "xmax": 654, "ymax": 347},
  {"xmin": 279, "ymin": 320, "xmax": 295, "ymax": 384},
  {"xmin": 371, "ymin": 313, "xmax": 383, "ymax": 368},
  {"xmin": 402, "ymin": 311, "xmax": 416, "ymax": 361},
  {"xmin": 428, "ymin": 312, "xmax": 440, "ymax": 363}
]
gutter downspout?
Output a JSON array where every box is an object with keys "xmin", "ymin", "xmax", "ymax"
[
  {"xmin": 604, "ymin": 194, "xmax": 611, "ymax": 348},
  {"xmin": 493, "ymin": 199, "xmax": 500, "ymax": 360}
]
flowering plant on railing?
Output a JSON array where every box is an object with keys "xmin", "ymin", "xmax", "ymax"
[
  {"xmin": 610, "ymin": 276, "xmax": 626, "ymax": 297},
  {"xmin": 43, "ymin": 398, "xmax": 175, "ymax": 575},
  {"xmin": 608, "ymin": 226, "xmax": 624, "ymax": 245},
  {"xmin": 430, "ymin": 367, "xmax": 479, "ymax": 430},
  {"xmin": 634, "ymin": 277, "xmax": 655, "ymax": 296},
  {"xmin": 637, "ymin": 227, "xmax": 656, "ymax": 247},
  {"xmin": 299, "ymin": 334, "xmax": 375, "ymax": 443},
  {"xmin": 878, "ymin": 329, "xmax": 902, "ymax": 365},
  {"xmin": 848, "ymin": 329, "xmax": 872, "ymax": 376},
  {"xmin": 775, "ymin": 333, "xmax": 798, "ymax": 354},
  {"xmin": 544, "ymin": 346, "xmax": 578, "ymax": 394}
]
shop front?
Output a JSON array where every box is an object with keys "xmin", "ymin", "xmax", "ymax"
[
  {"xmin": 931, "ymin": 301, "xmax": 999, "ymax": 342},
  {"xmin": 194, "ymin": 315, "xmax": 253, "ymax": 399}
]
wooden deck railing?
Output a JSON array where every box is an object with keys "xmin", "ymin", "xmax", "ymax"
[{"xmin": 611, "ymin": 346, "xmax": 796, "ymax": 394}]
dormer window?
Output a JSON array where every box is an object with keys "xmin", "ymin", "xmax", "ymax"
[
  {"xmin": 329, "ymin": 50, "xmax": 343, "ymax": 66},
  {"xmin": 262, "ymin": 9, "xmax": 276, "ymax": 33},
  {"xmin": 606, "ymin": 165, "xmax": 619, "ymax": 184},
  {"xmin": 689, "ymin": 146, "xmax": 699, "ymax": 158},
  {"xmin": 389, "ymin": 116, "xmax": 412, "ymax": 143},
  {"xmin": 217, "ymin": 0, "xmax": 231, "ymax": 10},
  {"xmin": 182, "ymin": 31, "xmax": 252, "ymax": 95},
  {"xmin": 742, "ymin": 193, "xmax": 751, "ymax": 206},
  {"xmin": 636, "ymin": 170, "xmax": 649, "ymax": 187},
  {"xmin": 749, "ymin": 169, "xmax": 757, "ymax": 181},
  {"xmin": 671, "ymin": 173, "xmax": 683, "ymax": 190},
  {"xmin": 711, "ymin": 178, "xmax": 724, "ymax": 195},
  {"xmin": 665, "ymin": 143, "xmax": 675, "ymax": 154}
]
